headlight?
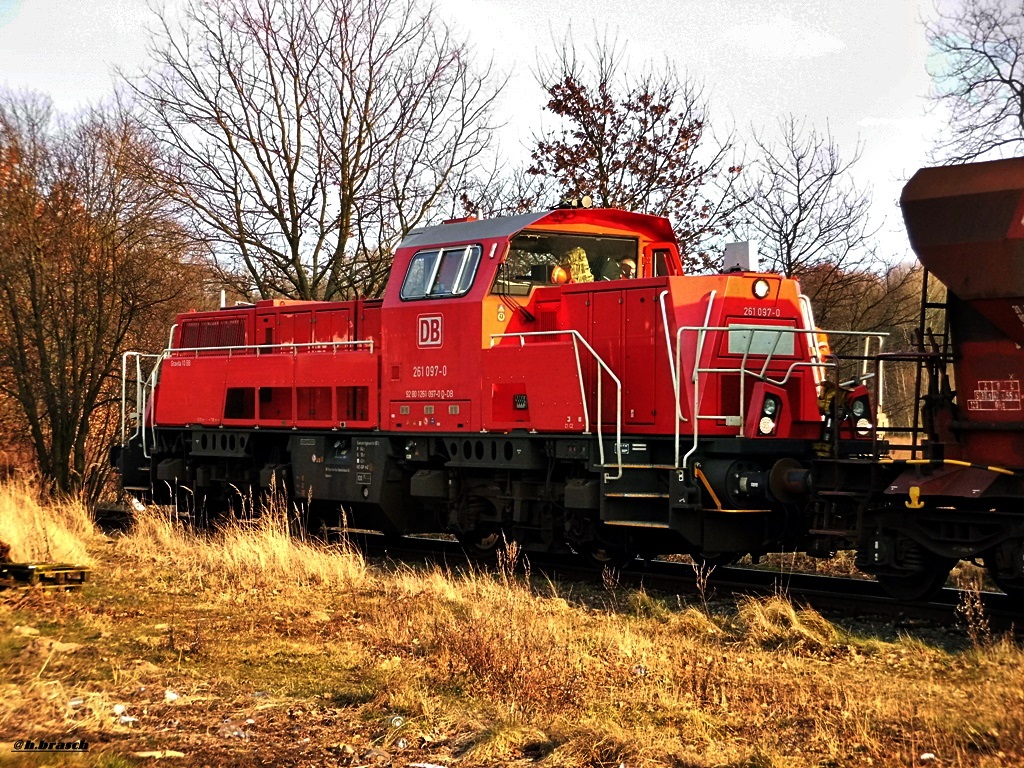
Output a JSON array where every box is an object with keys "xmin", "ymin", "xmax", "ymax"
[
  {"xmin": 752, "ymin": 278, "xmax": 770, "ymax": 299},
  {"xmin": 758, "ymin": 416, "xmax": 776, "ymax": 435},
  {"xmin": 762, "ymin": 396, "xmax": 779, "ymax": 417},
  {"xmin": 851, "ymin": 398, "xmax": 868, "ymax": 418}
]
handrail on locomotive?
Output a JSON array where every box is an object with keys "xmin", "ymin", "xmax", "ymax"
[
  {"xmin": 121, "ymin": 337, "xmax": 377, "ymax": 459},
  {"xmin": 488, "ymin": 329, "xmax": 624, "ymax": 480}
]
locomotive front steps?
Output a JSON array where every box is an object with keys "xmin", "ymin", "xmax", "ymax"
[{"xmin": 599, "ymin": 464, "xmax": 700, "ymax": 530}]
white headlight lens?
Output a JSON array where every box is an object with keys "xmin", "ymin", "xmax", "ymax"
[
  {"xmin": 753, "ymin": 278, "xmax": 770, "ymax": 299},
  {"xmin": 763, "ymin": 397, "xmax": 778, "ymax": 417},
  {"xmin": 758, "ymin": 416, "xmax": 776, "ymax": 435},
  {"xmin": 851, "ymin": 399, "xmax": 867, "ymax": 418}
]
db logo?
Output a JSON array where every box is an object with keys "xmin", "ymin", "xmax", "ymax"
[{"xmin": 417, "ymin": 314, "xmax": 443, "ymax": 347}]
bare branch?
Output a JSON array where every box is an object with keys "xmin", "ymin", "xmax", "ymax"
[
  {"xmin": 926, "ymin": 0, "xmax": 1024, "ymax": 162},
  {"xmin": 125, "ymin": 0, "xmax": 502, "ymax": 300}
]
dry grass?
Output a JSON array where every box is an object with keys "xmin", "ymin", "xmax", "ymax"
[
  {"xmin": 1, "ymin": 482, "xmax": 1023, "ymax": 767},
  {"xmin": 735, "ymin": 593, "xmax": 839, "ymax": 651},
  {"xmin": 0, "ymin": 478, "xmax": 97, "ymax": 565},
  {"xmin": 114, "ymin": 501, "xmax": 366, "ymax": 592}
]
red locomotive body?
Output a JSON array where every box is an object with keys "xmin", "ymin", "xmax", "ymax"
[{"xmin": 117, "ymin": 205, "xmax": 875, "ymax": 568}]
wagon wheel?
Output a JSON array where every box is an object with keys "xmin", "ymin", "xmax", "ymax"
[
  {"xmin": 689, "ymin": 551, "xmax": 741, "ymax": 569},
  {"xmin": 985, "ymin": 560, "xmax": 1024, "ymax": 602},
  {"xmin": 456, "ymin": 495, "xmax": 507, "ymax": 561},
  {"xmin": 579, "ymin": 523, "xmax": 637, "ymax": 570},
  {"xmin": 459, "ymin": 527, "xmax": 504, "ymax": 557},
  {"xmin": 681, "ymin": 546, "xmax": 741, "ymax": 574},
  {"xmin": 875, "ymin": 559, "xmax": 955, "ymax": 602}
]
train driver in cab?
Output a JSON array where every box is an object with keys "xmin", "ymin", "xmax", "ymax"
[{"xmin": 599, "ymin": 256, "xmax": 637, "ymax": 280}]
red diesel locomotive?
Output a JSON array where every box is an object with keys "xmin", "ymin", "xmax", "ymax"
[
  {"xmin": 113, "ymin": 159, "xmax": 1024, "ymax": 602},
  {"xmin": 116, "ymin": 202, "xmax": 878, "ymax": 570}
]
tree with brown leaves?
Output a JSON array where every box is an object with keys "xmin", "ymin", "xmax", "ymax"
[
  {"xmin": 0, "ymin": 92, "xmax": 198, "ymax": 500},
  {"xmin": 529, "ymin": 38, "xmax": 743, "ymax": 272}
]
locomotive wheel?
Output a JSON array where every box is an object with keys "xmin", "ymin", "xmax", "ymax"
[
  {"xmin": 588, "ymin": 544, "xmax": 636, "ymax": 570},
  {"xmin": 875, "ymin": 560, "xmax": 954, "ymax": 602},
  {"xmin": 456, "ymin": 494, "xmax": 508, "ymax": 559},
  {"xmin": 690, "ymin": 551, "xmax": 740, "ymax": 569},
  {"xmin": 458, "ymin": 527, "xmax": 506, "ymax": 559}
]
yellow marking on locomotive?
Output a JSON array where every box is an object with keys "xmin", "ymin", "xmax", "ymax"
[
  {"xmin": 987, "ymin": 465, "xmax": 1016, "ymax": 475},
  {"xmin": 693, "ymin": 465, "xmax": 723, "ymax": 511}
]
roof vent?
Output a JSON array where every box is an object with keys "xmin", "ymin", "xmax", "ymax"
[{"xmin": 723, "ymin": 241, "xmax": 757, "ymax": 273}]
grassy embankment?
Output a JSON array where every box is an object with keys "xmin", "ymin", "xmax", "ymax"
[{"xmin": 0, "ymin": 480, "xmax": 1022, "ymax": 768}]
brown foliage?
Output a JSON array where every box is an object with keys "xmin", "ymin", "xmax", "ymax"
[
  {"xmin": 0, "ymin": 91, "xmax": 199, "ymax": 500},
  {"xmin": 530, "ymin": 37, "xmax": 743, "ymax": 271}
]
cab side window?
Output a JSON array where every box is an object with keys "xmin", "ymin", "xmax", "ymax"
[
  {"xmin": 401, "ymin": 251, "xmax": 439, "ymax": 299},
  {"xmin": 491, "ymin": 232, "xmax": 638, "ymax": 295},
  {"xmin": 401, "ymin": 245, "xmax": 482, "ymax": 300}
]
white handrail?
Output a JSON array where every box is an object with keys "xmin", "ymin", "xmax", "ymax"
[
  {"xmin": 798, "ymin": 293, "xmax": 828, "ymax": 387},
  {"xmin": 490, "ymin": 330, "xmax": 623, "ymax": 480},
  {"xmin": 120, "ymin": 337, "xmax": 376, "ymax": 459},
  {"xmin": 120, "ymin": 351, "xmax": 163, "ymax": 459},
  {"xmin": 673, "ymin": 312, "xmax": 888, "ymax": 469},
  {"xmin": 658, "ymin": 290, "xmax": 686, "ymax": 423},
  {"xmin": 678, "ymin": 291, "xmax": 717, "ymax": 469},
  {"xmin": 168, "ymin": 338, "xmax": 375, "ymax": 357}
]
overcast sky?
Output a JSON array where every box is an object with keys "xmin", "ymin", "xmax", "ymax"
[{"xmin": 0, "ymin": 0, "xmax": 946, "ymax": 260}]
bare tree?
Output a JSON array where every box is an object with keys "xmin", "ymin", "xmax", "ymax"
[
  {"xmin": 529, "ymin": 37, "xmax": 743, "ymax": 271},
  {"xmin": 738, "ymin": 116, "xmax": 919, "ymax": 349},
  {"xmin": 0, "ymin": 91, "xmax": 198, "ymax": 500},
  {"xmin": 739, "ymin": 117, "xmax": 877, "ymax": 280},
  {"xmin": 128, "ymin": 0, "xmax": 502, "ymax": 301},
  {"xmin": 454, "ymin": 161, "xmax": 549, "ymax": 219},
  {"xmin": 925, "ymin": 0, "xmax": 1024, "ymax": 162}
]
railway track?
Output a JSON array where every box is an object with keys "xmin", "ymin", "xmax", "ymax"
[{"xmin": 357, "ymin": 534, "xmax": 1023, "ymax": 635}]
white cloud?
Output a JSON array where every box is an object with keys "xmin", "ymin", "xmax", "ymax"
[{"xmin": 726, "ymin": 17, "xmax": 845, "ymax": 60}]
